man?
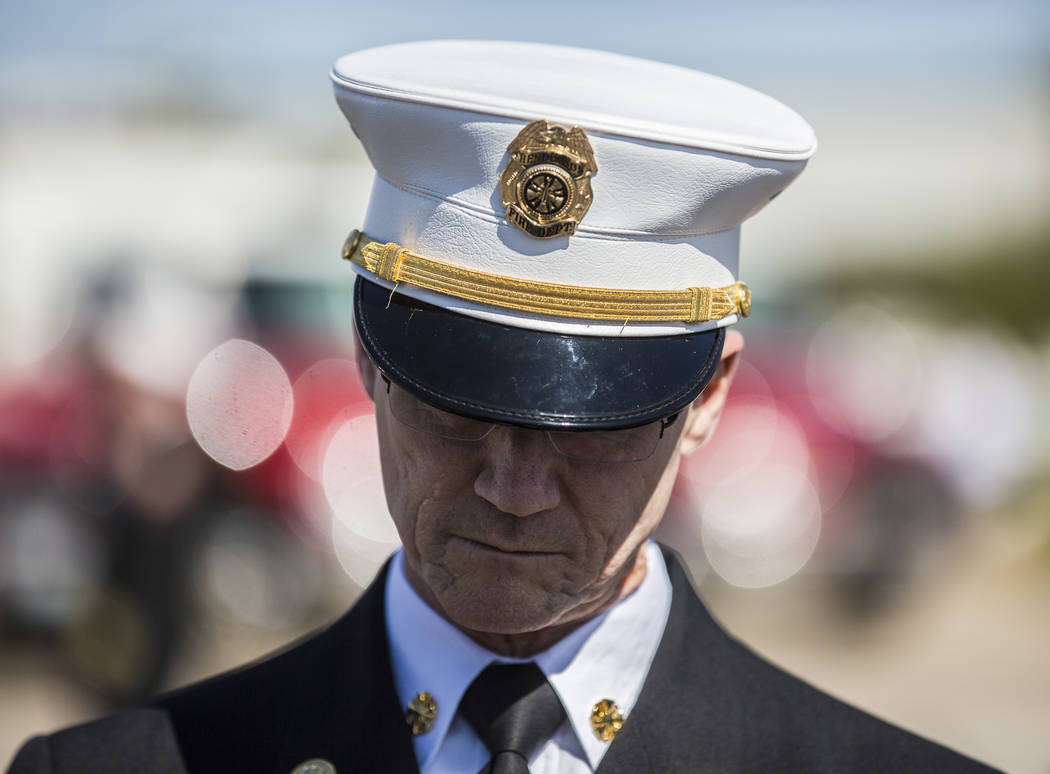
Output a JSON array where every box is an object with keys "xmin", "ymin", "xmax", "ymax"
[{"xmin": 9, "ymin": 41, "xmax": 998, "ymax": 773}]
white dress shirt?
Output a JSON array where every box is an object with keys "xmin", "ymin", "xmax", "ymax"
[{"xmin": 384, "ymin": 541, "xmax": 672, "ymax": 774}]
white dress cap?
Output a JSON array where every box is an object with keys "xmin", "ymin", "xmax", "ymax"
[{"xmin": 332, "ymin": 40, "xmax": 816, "ymax": 338}]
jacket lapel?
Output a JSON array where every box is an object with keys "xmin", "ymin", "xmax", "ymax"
[
  {"xmin": 595, "ymin": 552, "xmax": 1004, "ymax": 774},
  {"xmin": 278, "ymin": 561, "xmax": 419, "ymax": 774},
  {"xmin": 595, "ymin": 548, "xmax": 729, "ymax": 774}
]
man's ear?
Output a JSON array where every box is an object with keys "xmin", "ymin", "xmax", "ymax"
[
  {"xmin": 678, "ymin": 329, "xmax": 743, "ymax": 455},
  {"xmin": 353, "ymin": 328, "xmax": 379, "ymax": 403}
]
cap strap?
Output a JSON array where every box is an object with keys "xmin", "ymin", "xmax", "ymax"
[{"xmin": 342, "ymin": 230, "xmax": 750, "ymax": 323}]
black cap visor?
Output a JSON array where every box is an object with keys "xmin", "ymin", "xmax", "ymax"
[{"xmin": 354, "ymin": 277, "xmax": 725, "ymax": 430}]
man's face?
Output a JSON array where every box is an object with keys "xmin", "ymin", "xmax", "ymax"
[
  {"xmin": 364, "ymin": 381, "xmax": 685, "ymax": 641},
  {"xmin": 357, "ymin": 333, "xmax": 739, "ymax": 644}
]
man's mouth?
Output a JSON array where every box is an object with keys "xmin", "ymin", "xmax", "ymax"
[{"xmin": 457, "ymin": 536, "xmax": 560, "ymax": 557}]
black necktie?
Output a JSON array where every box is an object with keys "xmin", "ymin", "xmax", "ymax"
[{"xmin": 459, "ymin": 662, "xmax": 567, "ymax": 774}]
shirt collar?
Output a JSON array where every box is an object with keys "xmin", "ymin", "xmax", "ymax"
[
  {"xmin": 535, "ymin": 541, "xmax": 671, "ymax": 769},
  {"xmin": 384, "ymin": 550, "xmax": 496, "ymax": 770},
  {"xmin": 385, "ymin": 542, "xmax": 672, "ymax": 771}
]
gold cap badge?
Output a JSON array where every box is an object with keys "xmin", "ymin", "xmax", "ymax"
[
  {"xmin": 500, "ymin": 120, "xmax": 597, "ymax": 239},
  {"xmin": 405, "ymin": 691, "xmax": 438, "ymax": 736},
  {"xmin": 590, "ymin": 698, "xmax": 624, "ymax": 742}
]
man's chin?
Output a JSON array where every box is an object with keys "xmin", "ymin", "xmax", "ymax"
[{"xmin": 429, "ymin": 576, "xmax": 572, "ymax": 637}]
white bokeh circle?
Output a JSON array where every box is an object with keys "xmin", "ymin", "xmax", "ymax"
[
  {"xmin": 322, "ymin": 413, "xmax": 400, "ymax": 587},
  {"xmin": 186, "ymin": 339, "xmax": 293, "ymax": 470},
  {"xmin": 701, "ymin": 462, "xmax": 822, "ymax": 588},
  {"xmin": 287, "ymin": 358, "xmax": 366, "ymax": 482},
  {"xmin": 806, "ymin": 304, "xmax": 923, "ymax": 442}
]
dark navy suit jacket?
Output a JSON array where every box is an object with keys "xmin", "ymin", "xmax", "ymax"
[{"xmin": 8, "ymin": 551, "xmax": 1000, "ymax": 773}]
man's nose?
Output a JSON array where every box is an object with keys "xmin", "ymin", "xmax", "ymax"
[{"xmin": 473, "ymin": 427, "xmax": 561, "ymax": 517}]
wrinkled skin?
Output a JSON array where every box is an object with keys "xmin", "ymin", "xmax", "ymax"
[{"xmin": 356, "ymin": 331, "xmax": 741, "ymax": 657}]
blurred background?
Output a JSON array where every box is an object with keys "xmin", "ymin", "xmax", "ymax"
[{"xmin": 1, "ymin": 0, "xmax": 1048, "ymax": 770}]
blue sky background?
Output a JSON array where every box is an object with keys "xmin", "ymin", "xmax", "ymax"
[{"xmin": 2, "ymin": 0, "xmax": 1046, "ymax": 123}]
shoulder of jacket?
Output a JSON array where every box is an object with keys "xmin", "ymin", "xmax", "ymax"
[{"xmin": 7, "ymin": 708, "xmax": 187, "ymax": 774}]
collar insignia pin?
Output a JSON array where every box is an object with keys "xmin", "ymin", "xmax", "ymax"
[
  {"xmin": 590, "ymin": 698, "xmax": 624, "ymax": 742},
  {"xmin": 500, "ymin": 119, "xmax": 597, "ymax": 239},
  {"xmin": 406, "ymin": 691, "xmax": 438, "ymax": 736},
  {"xmin": 290, "ymin": 760, "xmax": 336, "ymax": 774}
]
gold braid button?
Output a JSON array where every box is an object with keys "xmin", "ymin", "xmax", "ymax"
[
  {"xmin": 341, "ymin": 229, "xmax": 362, "ymax": 261},
  {"xmin": 735, "ymin": 282, "xmax": 752, "ymax": 317},
  {"xmin": 590, "ymin": 698, "xmax": 624, "ymax": 742}
]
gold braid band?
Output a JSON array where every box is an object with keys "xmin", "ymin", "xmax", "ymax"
[{"xmin": 342, "ymin": 229, "xmax": 750, "ymax": 323}]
